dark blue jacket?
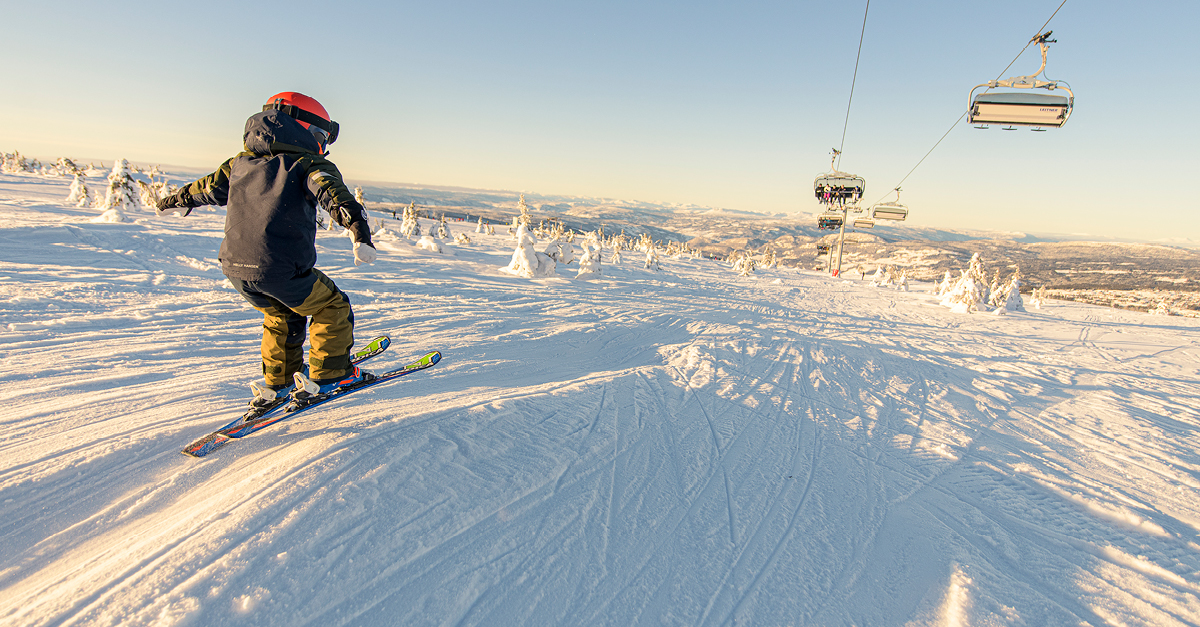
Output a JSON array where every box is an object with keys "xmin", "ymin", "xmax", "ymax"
[{"xmin": 180, "ymin": 110, "xmax": 372, "ymax": 281}]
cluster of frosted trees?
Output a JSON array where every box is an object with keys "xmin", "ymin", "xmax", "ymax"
[
  {"xmin": 870, "ymin": 266, "xmax": 909, "ymax": 291},
  {"xmin": 3, "ymin": 152, "xmax": 175, "ymax": 221},
  {"xmin": 2, "ymin": 152, "xmax": 90, "ymax": 176},
  {"xmin": 727, "ymin": 248, "xmax": 777, "ymax": 277},
  {"xmin": 934, "ymin": 253, "xmax": 1025, "ymax": 314},
  {"xmin": 498, "ymin": 197, "xmax": 702, "ymax": 279}
]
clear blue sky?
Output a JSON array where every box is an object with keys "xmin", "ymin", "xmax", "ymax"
[{"xmin": 3, "ymin": 0, "xmax": 1197, "ymax": 243}]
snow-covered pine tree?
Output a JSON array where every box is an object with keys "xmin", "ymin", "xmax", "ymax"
[
  {"xmin": 1029, "ymin": 285, "xmax": 1047, "ymax": 309},
  {"xmin": 400, "ymin": 202, "xmax": 421, "ymax": 237},
  {"xmin": 897, "ymin": 270, "xmax": 909, "ymax": 292},
  {"xmin": 645, "ymin": 246, "xmax": 661, "ymax": 271},
  {"xmin": 881, "ymin": 266, "xmax": 896, "ymax": 287},
  {"xmin": 576, "ymin": 235, "xmax": 602, "ymax": 279},
  {"xmin": 735, "ymin": 252, "xmax": 755, "ymax": 277},
  {"xmin": 56, "ymin": 157, "xmax": 81, "ymax": 177},
  {"xmin": 1, "ymin": 151, "xmax": 31, "ymax": 173},
  {"xmin": 941, "ymin": 270, "xmax": 984, "ymax": 313},
  {"xmin": 454, "ymin": 232, "xmax": 471, "ymax": 245},
  {"xmin": 870, "ymin": 266, "xmax": 885, "ymax": 286},
  {"xmin": 936, "ymin": 270, "xmax": 953, "ymax": 296},
  {"xmin": 559, "ymin": 238, "xmax": 575, "ymax": 265},
  {"xmin": 66, "ymin": 174, "xmax": 89, "ymax": 207},
  {"xmin": 476, "ymin": 216, "xmax": 485, "ymax": 234},
  {"xmin": 516, "ymin": 194, "xmax": 533, "ymax": 228},
  {"xmin": 1149, "ymin": 300, "xmax": 1174, "ymax": 316},
  {"xmin": 503, "ymin": 223, "xmax": 556, "ymax": 278},
  {"xmin": 436, "ymin": 215, "xmax": 451, "ymax": 239},
  {"xmin": 354, "ymin": 186, "xmax": 365, "ymax": 206},
  {"xmin": 991, "ymin": 268, "xmax": 1025, "ymax": 312},
  {"xmin": 101, "ymin": 159, "xmax": 139, "ymax": 215},
  {"xmin": 542, "ymin": 234, "xmax": 562, "ymax": 261},
  {"xmin": 967, "ymin": 253, "xmax": 990, "ymax": 305}
]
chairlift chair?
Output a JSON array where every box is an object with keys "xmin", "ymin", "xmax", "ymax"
[
  {"xmin": 871, "ymin": 204, "xmax": 908, "ymax": 221},
  {"xmin": 817, "ymin": 213, "xmax": 844, "ymax": 231},
  {"xmin": 813, "ymin": 148, "xmax": 865, "ymax": 206},
  {"xmin": 814, "ymin": 174, "xmax": 866, "ymax": 205},
  {"xmin": 871, "ymin": 187, "xmax": 908, "ymax": 221},
  {"xmin": 968, "ymin": 32, "xmax": 1074, "ymax": 130},
  {"xmin": 853, "ymin": 217, "xmax": 875, "ymax": 229}
]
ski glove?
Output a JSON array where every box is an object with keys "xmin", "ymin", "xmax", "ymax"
[
  {"xmin": 353, "ymin": 241, "xmax": 377, "ymax": 266},
  {"xmin": 156, "ymin": 190, "xmax": 192, "ymax": 217}
]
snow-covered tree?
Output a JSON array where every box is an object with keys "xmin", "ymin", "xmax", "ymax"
[
  {"xmin": 1, "ymin": 151, "xmax": 32, "ymax": 173},
  {"xmin": 66, "ymin": 174, "xmax": 89, "ymax": 207},
  {"xmin": 55, "ymin": 157, "xmax": 81, "ymax": 177},
  {"xmin": 968, "ymin": 253, "xmax": 990, "ymax": 305},
  {"xmin": 870, "ymin": 266, "xmax": 886, "ymax": 286},
  {"xmin": 354, "ymin": 186, "xmax": 365, "ymax": 206},
  {"xmin": 936, "ymin": 270, "xmax": 954, "ymax": 296},
  {"xmin": 938, "ymin": 253, "xmax": 992, "ymax": 313},
  {"xmin": 476, "ymin": 216, "xmax": 485, "ymax": 234},
  {"xmin": 435, "ymin": 215, "xmax": 451, "ymax": 239},
  {"xmin": 731, "ymin": 252, "xmax": 754, "ymax": 277},
  {"xmin": 941, "ymin": 270, "xmax": 985, "ymax": 313},
  {"xmin": 611, "ymin": 247, "xmax": 623, "ymax": 264},
  {"xmin": 576, "ymin": 235, "xmax": 602, "ymax": 279},
  {"xmin": 101, "ymin": 159, "xmax": 139, "ymax": 214},
  {"xmin": 559, "ymin": 239, "xmax": 575, "ymax": 265},
  {"xmin": 1149, "ymin": 300, "xmax": 1174, "ymax": 316},
  {"xmin": 454, "ymin": 232, "xmax": 471, "ymax": 245},
  {"xmin": 515, "ymin": 194, "xmax": 533, "ymax": 229},
  {"xmin": 896, "ymin": 270, "xmax": 909, "ymax": 292},
  {"xmin": 989, "ymin": 268, "xmax": 1025, "ymax": 312},
  {"xmin": 1029, "ymin": 286, "xmax": 1047, "ymax": 309},
  {"xmin": 503, "ymin": 223, "xmax": 556, "ymax": 278},
  {"xmin": 400, "ymin": 202, "xmax": 421, "ymax": 237},
  {"xmin": 645, "ymin": 246, "xmax": 660, "ymax": 271}
]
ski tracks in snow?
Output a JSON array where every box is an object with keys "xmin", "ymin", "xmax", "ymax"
[{"xmin": 2, "ymin": 178, "xmax": 1200, "ymax": 625}]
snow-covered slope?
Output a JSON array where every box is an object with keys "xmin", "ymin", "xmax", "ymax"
[{"xmin": 2, "ymin": 171, "xmax": 1199, "ymax": 626}]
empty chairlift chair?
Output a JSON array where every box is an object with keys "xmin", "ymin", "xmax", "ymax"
[
  {"xmin": 871, "ymin": 187, "xmax": 908, "ymax": 222},
  {"xmin": 968, "ymin": 32, "xmax": 1074, "ymax": 131},
  {"xmin": 853, "ymin": 217, "xmax": 875, "ymax": 229}
]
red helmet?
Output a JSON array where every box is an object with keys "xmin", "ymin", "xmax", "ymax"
[{"xmin": 263, "ymin": 92, "xmax": 339, "ymax": 152}]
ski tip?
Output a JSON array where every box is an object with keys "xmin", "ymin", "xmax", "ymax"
[{"xmin": 428, "ymin": 351, "xmax": 441, "ymax": 365}]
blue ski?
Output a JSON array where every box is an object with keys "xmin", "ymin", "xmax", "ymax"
[{"xmin": 177, "ymin": 333, "xmax": 412, "ymax": 456}]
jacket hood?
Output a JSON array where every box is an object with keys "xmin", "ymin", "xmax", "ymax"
[{"xmin": 243, "ymin": 110, "xmax": 322, "ymax": 155}]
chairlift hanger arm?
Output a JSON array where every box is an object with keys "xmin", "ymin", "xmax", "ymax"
[{"xmin": 975, "ymin": 32, "xmax": 1064, "ymax": 91}]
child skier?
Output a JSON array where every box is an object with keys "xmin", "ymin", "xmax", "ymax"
[{"xmin": 157, "ymin": 91, "xmax": 377, "ymax": 406}]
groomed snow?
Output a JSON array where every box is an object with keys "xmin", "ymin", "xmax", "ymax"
[{"xmin": 1, "ymin": 171, "xmax": 1199, "ymax": 626}]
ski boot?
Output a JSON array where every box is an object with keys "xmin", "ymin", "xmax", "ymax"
[{"xmin": 292, "ymin": 365, "xmax": 377, "ymax": 402}]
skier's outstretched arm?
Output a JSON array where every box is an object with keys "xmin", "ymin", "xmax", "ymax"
[{"xmin": 156, "ymin": 159, "xmax": 234, "ymax": 216}]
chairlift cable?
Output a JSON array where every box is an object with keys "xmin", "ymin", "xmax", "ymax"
[
  {"xmin": 836, "ymin": 0, "xmax": 871, "ymax": 170},
  {"xmin": 867, "ymin": 0, "xmax": 1069, "ymax": 206}
]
